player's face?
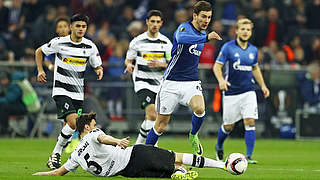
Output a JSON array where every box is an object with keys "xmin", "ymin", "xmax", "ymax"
[
  {"xmin": 146, "ymin": 16, "xmax": 163, "ymax": 34},
  {"xmin": 194, "ymin": 11, "xmax": 212, "ymax": 30},
  {"xmin": 88, "ymin": 119, "xmax": 97, "ymax": 131},
  {"xmin": 56, "ymin": 21, "xmax": 70, "ymax": 37},
  {"xmin": 71, "ymin": 21, "xmax": 87, "ymax": 38},
  {"xmin": 236, "ymin": 24, "xmax": 252, "ymax": 42}
]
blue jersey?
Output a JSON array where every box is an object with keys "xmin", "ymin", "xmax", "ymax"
[
  {"xmin": 163, "ymin": 21, "xmax": 208, "ymax": 81},
  {"xmin": 216, "ymin": 40, "xmax": 258, "ymax": 95}
]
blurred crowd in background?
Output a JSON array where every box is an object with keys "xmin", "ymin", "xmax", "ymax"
[{"xmin": 1, "ymin": 0, "xmax": 320, "ymax": 68}]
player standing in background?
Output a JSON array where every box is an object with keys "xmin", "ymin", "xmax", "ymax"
[
  {"xmin": 145, "ymin": 1, "xmax": 222, "ymax": 156},
  {"xmin": 213, "ymin": 18, "xmax": 270, "ymax": 164},
  {"xmin": 124, "ymin": 10, "xmax": 172, "ymax": 144},
  {"xmin": 35, "ymin": 14, "xmax": 103, "ymax": 170},
  {"xmin": 33, "ymin": 112, "xmax": 228, "ymax": 180},
  {"xmin": 44, "ymin": 17, "xmax": 70, "ymax": 72}
]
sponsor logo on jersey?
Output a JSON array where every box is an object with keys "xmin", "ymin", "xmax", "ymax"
[
  {"xmin": 142, "ymin": 53, "xmax": 164, "ymax": 60},
  {"xmin": 233, "ymin": 59, "xmax": 252, "ymax": 71},
  {"xmin": 62, "ymin": 56, "xmax": 87, "ymax": 65},
  {"xmin": 189, "ymin": 44, "xmax": 201, "ymax": 56}
]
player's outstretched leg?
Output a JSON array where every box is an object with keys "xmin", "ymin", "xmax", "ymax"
[
  {"xmin": 189, "ymin": 132, "xmax": 203, "ymax": 156},
  {"xmin": 189, "ymin": 112, "xmax": 205, "ymax": 155},
  {"xmin": 244, "ymin": 124, "xmax": 257, "ymax": 164},
  {"xmin": 215, "ymin": 125, "xmax": 231, "ymax": 161},
  {"xmin": 47, "ymin": 121, "xmax": 75, "ymax": 170}
]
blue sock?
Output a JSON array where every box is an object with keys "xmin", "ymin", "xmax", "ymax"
[
  {"xmin": 190, "ymin": 112, "xmax": 205, "ymax": 135},
  {"xmin": 145, "ymin": 128, "xmax": 160, "ymax": 145},
  {"xmin": 216, "ymin": 126, "xmax": 229, "ymax": 150},
  {"xmin": 245, "ymin": 130, "xmax": 256, "ymax": 157}
]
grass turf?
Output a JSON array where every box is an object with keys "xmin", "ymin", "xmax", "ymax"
[{"xmin": 0, "ymin": 137, "xmax": 319, "ymax": 180}]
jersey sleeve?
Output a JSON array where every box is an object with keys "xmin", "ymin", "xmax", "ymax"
[
  {"xmin": 252, "ymin": 48, "xmax": 258, "ymax": 66},
  {"xmin": 175, "ymin": 24, "xmax": 208, "ymax": 44},
  {"xmin": 165, "ymin": 40, "xmax": 173, "ymax": 61},
  {"xmin": 89, "ymin": 44, "xmax": 102, "ymax": 68},
  {"xmin": 89, "ymin": 128, "xmax": 106, "ymax": 144},
  {"xmin": 63, "ymin": 153, "xmax": 79, "ymax": 172},
  {"xmin": 41, "ymin": 37, "xmax": 60, "ymax": 56},
  {"xmin": 126, "ymin": 39, "xmax": 137, "ymax": 60},
  {"xmin": 216, "ymin": 43, "xmax": 229, "ymax": 65}
]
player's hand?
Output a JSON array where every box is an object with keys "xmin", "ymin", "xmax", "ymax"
[
  {"xmin": 219, "ymin": 80, "xmax": 231, "ymax": 91},
  {"xmin": 95, "ymin": 68, "xmax": 103, "ymax": 80},
  {"xmin": 208, "ymin": 31, "xmax": 222, "ymax": 41},
  {"xmin": 124, "ymin": 63, "xmax": 134, "ymax": 74},
  {"xmin": 261, "ymin": 86, "xmax": 270, "ymax": 98},
  {"xmin": 117, "ymin": 136, "xmax": 130, "ymax": 149},
  {"xmin": 37, "ymin": 70, "xmax": 47, "ymax": 83},
  {"xmin": 147, "ymin": 59, "xmax": 161, "ymax": 68}
]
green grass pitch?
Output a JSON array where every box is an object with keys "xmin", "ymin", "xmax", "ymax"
[{"xmin": 0, "ymin": 137, "xmax": 319, "ymax": 180}]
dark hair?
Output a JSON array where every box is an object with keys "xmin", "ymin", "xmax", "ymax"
[
  {"xmin": 55, "ymin": 16, "xmax": 70, "ymax": 26},
  {"xmin": 76, "ymin": 112, "xmax": 96, "ymax": 133},
  {"xmin": 70, "ymin": 13, "xmax": 89, "ymax": 25},
  {"xmin": 146, "ymin": 10, "xmax": 163, "ymax": 20},
  {"xmin": 193, "ymin": 1, "xmax": 212, "ymax": 15}
]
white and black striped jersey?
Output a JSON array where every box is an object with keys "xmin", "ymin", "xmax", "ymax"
[
  {"xmin": 126, "ymin": 32, "xmax": 172, "ymax": 93},
  {"xmin": 63, "ymin": 128, "xmax": 133, "ymax": 177},
  {"xmin": 41, "ymin": 35, "xmax": 102, "ymax": 100}
]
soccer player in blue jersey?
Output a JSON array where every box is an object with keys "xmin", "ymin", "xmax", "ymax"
[
  {"xmin": 213, "ymin": 18, "xmax": 270, "ymax": 164},
  {"xmin": 145, "ymin": 1, "xmax": 222, "ymax": 155}
]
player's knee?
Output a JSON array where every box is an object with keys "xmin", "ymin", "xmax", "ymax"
[
  {"xmin": 223, "ymin": 124, "xmax": 233, "ymax": 132},
  {"xmin": 147, "ymin": 111, "xmax": 157, "ymax": 121},
  {"xmin": 66, "ymin": 114, "xmax": 77, "ymax": 129},
  {"xmin": 193, "ymin": 106, "xmax": 205, "ymax": 115},
  {"xmin": 244, "ymin": 118, "xmax": 255, "ymax": 126}
]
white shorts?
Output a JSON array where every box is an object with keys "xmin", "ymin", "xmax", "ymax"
[
  {"xmin": 223, "ymin": 91, "xmax": 258, "ymax": 125},
  {"xmin": 155, "ymin": 80, "xmax": 203, "ymax": 115}
]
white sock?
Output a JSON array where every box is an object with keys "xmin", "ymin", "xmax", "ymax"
[
  {"xmin": 135, "ymin": 120, "xmax": 147, "ymax": 144},
  {"xmin": 182, "ymin": 153, "xmax": 225, "ymax": 169},
  {"xmin": 145, "ymin": 120, "xmax": 155, "ymax": 130},
  {"xmin": 53, "ymin": 124, "xmax": 75, "ymax": 154}
]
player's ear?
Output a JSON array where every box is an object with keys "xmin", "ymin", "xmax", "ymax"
[{"xmin": 193, "ymin": 13, "xmax": 197, "ymax": 20}]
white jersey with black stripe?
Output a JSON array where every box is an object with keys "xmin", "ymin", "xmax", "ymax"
[
  {"xmin": 63, "ymin": 128, "xmax": 133, "ymax": 177},
  {"xmin": 126, "ymin": 32, "xmax": 172, "ymax": 93},
  {"xmin": 41, "ymin": 35, "xmax": 102, "ymax": 100}
]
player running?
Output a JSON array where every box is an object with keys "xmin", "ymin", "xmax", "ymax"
[
  {"xmin": 124, "ymin": 10, "xmax": 172, "ymax": 144},
  {"xmin": 145, "ymin": 1, "xmax": 222, "ymax": 155},
  {"xmin": 35, "ymin": 14, "xmax": 103, "ymax": 170},
  {"xmin": 213, "ymin": 18, "xmax": 270, "ymax": 164},
  {"xmin": 33, "ymin": 112, "xmax": 227, "ymax": 179}
]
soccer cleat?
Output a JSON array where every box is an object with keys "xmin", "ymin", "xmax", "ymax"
[
  {"xmin": 185, "ymin": 170, "xmax": 198, "ymax": 179},
  {"xmin": 246, "ymin": 156, "xmax": 258, "ymax": 164},
  {"xmin": 189, "ymin": 133, "xmax": 203, "ymax": 156},
  {"xmin": 171, "ymin": 167, "xmax": 187, "ymax": 180},
  {"xmin": 215, "ymin": 145, "xmax": 224, "ymax": 161},
  {"xmin": 46, "ymin": 153, "xmax": 61, "ymax": 170}
]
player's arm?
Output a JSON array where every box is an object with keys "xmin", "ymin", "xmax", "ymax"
[
  {"xmin": 213, "ymin": 62, "xmax": 230, "ymax": 91},
  {"xmin": 147, "ymin": 59, "xmax": 168, "ymax": 69},
  {"xmin": 94, "ymin": 66, "xmax": 103, "ymax": 80},
  {"xmin": 124, "ymin": 59, "xmax": 135, "ymax": 74},
  {"xmin": 35, "ymin": 47, "xmax": 47, "ymax": 82},
  {"xmin": 252, "ymin": 65, "xmax": 269, "ymax": 98},
  {"xmin": 175, "ymin": 26, "xmax": 221, "ymax": 44},
  {"xmin": 33, "ymin": 166, "xmax": 69, "ymax": 176},
  {"xmin": 97, "ymin": 134, "xmax": 130, "ymax": 149}
]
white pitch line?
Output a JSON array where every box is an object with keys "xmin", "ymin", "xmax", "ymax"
[
  {"xmin": 312, "ymin": 170, "xmax": 320, "ymax": 172},
  {"xmin": 255, "ymin": 168, "xmax": 304, "ymax": 172}
]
